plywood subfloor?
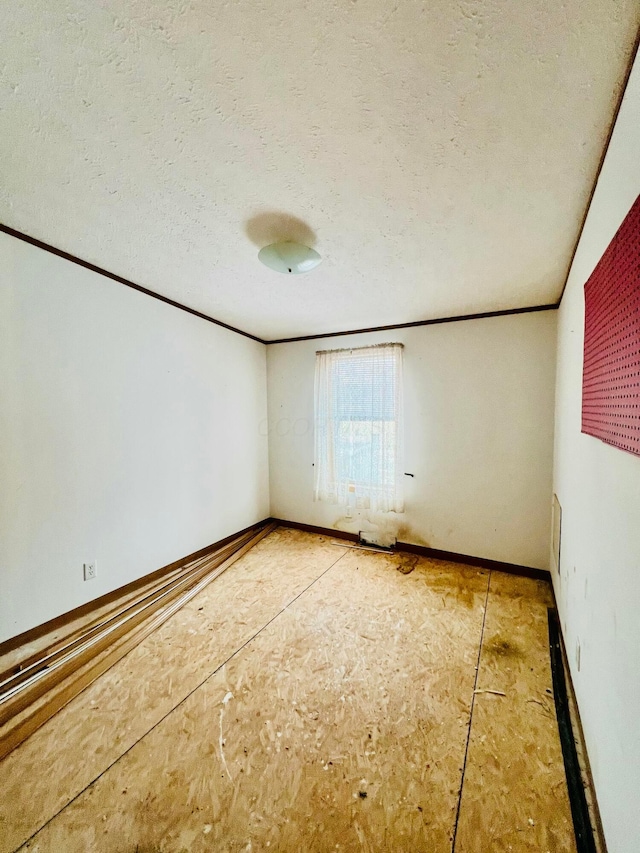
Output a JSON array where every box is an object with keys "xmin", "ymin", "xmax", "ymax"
[
  {"xmin": 454, "ymin": 573, "xmax": 575, "ymax": 852},
  {"xmin": 0, "ymin": 529, "xmax": 346, "ymax": 852},
  {"xmin": 0, "ymin": 529, "xmax": 576, "ymax": 853}
]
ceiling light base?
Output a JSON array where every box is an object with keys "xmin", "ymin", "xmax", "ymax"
[{"xmin": 258, "ymin": 241, "xmax": 322, "ymax": 274}]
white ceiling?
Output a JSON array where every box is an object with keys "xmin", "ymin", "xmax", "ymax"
[{"xmin": 1, "ymin": 2, "xmax": 638, "ymax": 340}]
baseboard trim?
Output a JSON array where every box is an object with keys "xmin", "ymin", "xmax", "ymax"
[
  {"xmin": 269, "ymin": 518, "xmax": 359, "ymax": 543},
  {"xmin": 270, "ymin": 518, "xmax": 550, "ymax": 581},
  {"xmin": 0, "ymin": 518, "xmax": 272, "ymax": 656},
  {"xmin": 396, "ymin": 541, "xmax": 551, "ymax": 581},
  {"xmin": 4, "ymin": 517, "xmax": 549, "ymax": 656},
  {"xmin": 548, "ymin": 608, "xmax": 599, "ymax": 853},
  {"xmin": 547, "ymin": 599, "xmax": 608, "ymax": 852}
]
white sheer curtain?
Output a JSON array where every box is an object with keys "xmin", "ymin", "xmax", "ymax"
[{"xmin": 313, "ymin": 342, "xmax": 404, "ymax": 513}]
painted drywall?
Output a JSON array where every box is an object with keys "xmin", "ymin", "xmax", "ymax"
[
  {"xmin": 0, "ymin": 233, "xmax": 269, "ymax": 643},
  {"xmin": 268, "ymin": 311, "xmax": 557, "ymax": 570},
  {"xmin": 552, "ymin": 49, "xmax": 640, "ymax": 853},
  {"xmin": 1, "ymin": 3, "xmax": 639, "ymax": 338}
]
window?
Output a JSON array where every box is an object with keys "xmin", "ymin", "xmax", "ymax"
[{"xmin": 313, "ymin": 343, "xmax": 404, "ymax": 513}]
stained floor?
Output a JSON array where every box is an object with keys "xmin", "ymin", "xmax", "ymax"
[{"xmin": 0, "ymin": 528, "xmax": 576, "ymax": 852}]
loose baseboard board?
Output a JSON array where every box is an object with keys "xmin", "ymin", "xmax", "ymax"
[
  {"xmin": 0, "ymin": 522, "xmax": 276, "ymax": 761},
  {"xmin": 0, "ymin": 518, "xmax": 273, "ymax": 657},
  {"xmin": 270, "ymin": 517, "xmax": 551, "ymax": 582}
]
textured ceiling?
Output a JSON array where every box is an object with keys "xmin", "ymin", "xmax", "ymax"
[{"xmin": 1, "ymin": 2, "xmax": 638, "ymax": 340}]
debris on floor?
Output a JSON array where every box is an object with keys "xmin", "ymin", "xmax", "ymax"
[{"xmin": 396, "ymin": 555, "xmax": 418, "ymax": 575}]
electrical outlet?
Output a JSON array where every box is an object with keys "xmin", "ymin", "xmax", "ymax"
[
  {"xmin": 83, "ymin": 561, "xmax": 97, "ymax": 581},
  {"xmin": 575, "ymin": 639, "xmax": 581, "ymax": 672}
]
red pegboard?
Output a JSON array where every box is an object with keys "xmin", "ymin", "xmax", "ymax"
[{"xmin": 582, "ymin": 193, "xmax": 640, "ymax": 456}]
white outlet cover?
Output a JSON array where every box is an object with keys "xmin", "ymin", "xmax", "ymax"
[{"xmin": 83, "ymin": 561, "xmax": 97, "ymax": 581}]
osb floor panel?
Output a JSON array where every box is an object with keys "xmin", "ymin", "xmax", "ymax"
[
  {"xmin": 0, "ymin": 530, "xmax": 577, "ymax": 853},
  {"xmin": 0, "ymin": 529, "xmax": 347, "ymax": 853},
  {"xmin": 454, "ymin": 573, "xmax": 575, "ymax": 852}
]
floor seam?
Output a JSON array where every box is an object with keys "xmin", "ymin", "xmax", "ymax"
[
  {"xmin": 12, "ymin": 542, "xmax": 350, "ymax": 853},
  {"xmin": 450, "ymin": 568, "xmax": 492, "ymax": 853}
]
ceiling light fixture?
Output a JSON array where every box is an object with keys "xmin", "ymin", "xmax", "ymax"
[{"xmin": 258, "ymin": 241, "xmax": 322, "ymax": 274}]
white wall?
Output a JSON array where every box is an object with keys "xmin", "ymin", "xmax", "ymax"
[
  {"xmin": 553, "ymin": 51, "xmax": 640, "ymax": 853},
  {"xmin": 268, "ymin": 311, "xmax": 557, "ymax": 570},
  {"xmin": 0, "ymin": 233, "xmax": 269, "ymax": 642}
]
